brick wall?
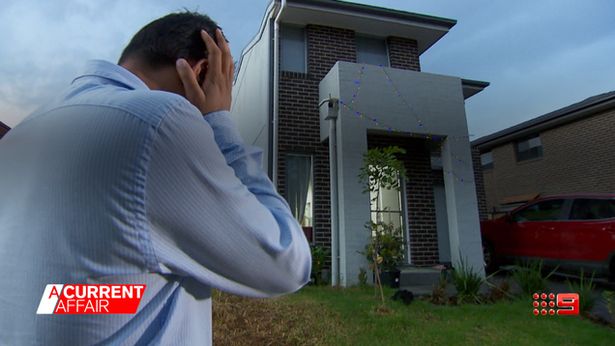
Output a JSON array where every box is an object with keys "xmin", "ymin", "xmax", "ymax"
[
  {"xmin": 278, "ymin": 24, "xmax": 431, "ymax": 268},
  {"xmin": 277, "ymin": 74, "xmax": 331, "ymax": 247},
  {"xmin": 277, "ymin": 25, "xmax": 356, "ymax": 253},
  {"xmin": 480, "ymin": 108, "xmax": 615, "ymax": 211},
  {"xmin": 471, "ymin": 147, "xmax": 488, "ymax": 220},
  {"xmin": 387, "ymin": 37, "xmax": 420, "ymax": 71},
  {"xmin": 367, "ymin": 135, "xmax": 439, "ymax": 265}
]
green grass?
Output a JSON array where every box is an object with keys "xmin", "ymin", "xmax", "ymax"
[{"xmin": 214, "ymin": 286, "xmax": 614, "ymax": 345}]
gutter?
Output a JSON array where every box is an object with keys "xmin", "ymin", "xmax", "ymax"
[
  {"xmin": 272, "ymin": 0, "xmax": 286, "ymax": 185},
  {"xmin": 474, "ymin": 97, "xmax": 615, "ymax": 150},
  {"xmin": 320, "ymin": 97, "xmax": 340, "ymax": 286},
  {"xmin": 287, "ymin": 0, "xmax": 456, "ymax": 29}
]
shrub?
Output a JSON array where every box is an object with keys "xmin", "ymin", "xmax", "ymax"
[
  {"xmin": 310, "ymin": 245, "xmax": 329, "ymax": 286},
  {"xmin": 451, "ymin": 257, "xmax": 484, "ymax": 304},
  {"xmin": 566, "ymin": 269, "xmax": 597, "ymax": 315},
  {"xmin": 485, "ymin": 278, "xmax": 513, "ymax": 303},
  {"xmin": 358, "ymin": 267, "xmax": 368, "ymax": 287},
  {"xmin": 511, "ymin": 260, "xmax": 557, "ymax": 296},
  {"xmin": 603, "ymin": 291, "xmax": 615, "ymax": 322},
  {"xmin": 357, "ymin": 146, "xmax": 407, "ymax": 307},
  {"xmin": 430, "ymin": 272, "xmax": 449, "ymax": 305},
  {"xmin": 364, "ymin": 221, "xmax": 404, "ymax": 272}
]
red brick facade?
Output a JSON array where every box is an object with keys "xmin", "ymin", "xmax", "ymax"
[{"xmin": 277, "ymin": 24, "xmax": 427, "ymax": 263}]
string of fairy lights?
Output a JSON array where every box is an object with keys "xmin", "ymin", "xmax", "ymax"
[{"xmin": 336, "ymin": 64, "xmax": 476, "ymax": 183}]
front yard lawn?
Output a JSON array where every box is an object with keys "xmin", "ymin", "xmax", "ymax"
[{"xmin": 213, "ymin": 286, "xmax": 614, "ymax": 345}]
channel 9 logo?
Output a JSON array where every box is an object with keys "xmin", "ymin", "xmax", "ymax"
[{"xmin": 532, "ymin": 292, "xmax": 579, "ymax": 316}]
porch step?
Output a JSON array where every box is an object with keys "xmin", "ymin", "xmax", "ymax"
[
  {"xmin": 398, "ymin": 285, "xmax": 433, "ymax": 297},
  {"xmin": 398, "ymin": 266, "xmax": 444, "ymax": 288}
]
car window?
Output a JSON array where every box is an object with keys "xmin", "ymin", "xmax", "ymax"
[
  {"xmin": 512, "ymin": 199, "xmax": 565, "ymax": 222},
  {"xmin": 569, "ymin": 199, "xmax": 615, "ymax": 220}
]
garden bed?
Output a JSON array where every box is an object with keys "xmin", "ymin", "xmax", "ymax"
[{"xmin": 213, "ymin": 286, "xmax": 614, "ymax": 345}]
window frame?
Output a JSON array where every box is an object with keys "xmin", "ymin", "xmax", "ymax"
[
  {"xmin": 368, "ymin": 166, "xmax": 409, "ymax": 262},
  {"xmin": 284, "ymin": 153, "xmax": 314, "ymax": 231},
  {"xmin": 480, "ymin": 151, "xmax": 494, "ymax": 170},
  {"xmin": 280, "ymin": 25, "xmax": 307, "ymax": 73},
  {"xmin": 355, "ymin": 34, "xmax": 390, "ymax": 67},
  {"xmin": 515, "ymin": 134, "xmax": 543, "ymax": 162}
]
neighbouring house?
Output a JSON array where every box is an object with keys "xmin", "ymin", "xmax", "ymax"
[
  {"xmin": 473, "ymin": 91, "xmax": 615, "ymax": 218},
  {"xmin": 0, "ymin": 121, "xmax": 10, "ymax": 139},
  {"xmin": 231, "ymin": 0, "xmax": 488, "ymax": 286}
]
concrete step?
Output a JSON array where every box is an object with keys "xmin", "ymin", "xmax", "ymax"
[
  {"xmin": 399, "ymin": 266, "xmax": 444, "ymax": 287},
  {"xmin": 398, "ymin": 285, "xmax": 433, "ymax": 297}
]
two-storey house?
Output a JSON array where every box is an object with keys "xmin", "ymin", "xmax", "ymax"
[{"xmin": 231, "ymin": 0, "xmax": 488, "ymax": 286}]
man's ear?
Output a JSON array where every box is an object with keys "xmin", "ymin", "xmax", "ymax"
[{"xmin": 193, "ymin": 59, "xmax": 207, "ymax": 85}]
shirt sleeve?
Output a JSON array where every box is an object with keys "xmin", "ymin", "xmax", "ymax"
[{"xmin": 145, "ymin": 104, "xmax": 312, "ymax": 298}]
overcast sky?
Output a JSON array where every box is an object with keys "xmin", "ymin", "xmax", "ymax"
[{"xmin": 1, "ymin": 0, "xmax": 614, "ymax": 139}]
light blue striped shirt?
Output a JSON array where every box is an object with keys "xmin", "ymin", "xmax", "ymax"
[{"xmin": 0, "ymin": 60, "xmax": 311, "ymax": 345}]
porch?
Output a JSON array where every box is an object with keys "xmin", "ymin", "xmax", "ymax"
[{"xmin": 318, "ymin": 61, "xmax": 486, "ymax": 286}]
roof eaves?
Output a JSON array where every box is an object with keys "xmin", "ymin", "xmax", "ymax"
[
  {"xmin": 472, "ymin": 90, "xmax": 615, "ymax": 148},
  {"xmin": 287, "ymin": 0, "xmax": 456, "ymax": 29}
]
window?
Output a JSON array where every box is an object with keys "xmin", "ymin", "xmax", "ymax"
[
  {"xmin": 285, "ymin": 154, "xmax": 313, "ymax": 240},
  {"xmin": 512, "ymin": 199, "xmax": 565, "ymax": 222},
  {"xmin": 515, "ymin": 134, "xmax": 543, "ymax": 162},
  {"xmin": 569, "ymin": 199, "xmax": 615, "ymax": 220},
  {"xmin": 280, "ymin": 26, "xmax": 306, "ymax": 73},
  {"xmin": 430, "ymin": 154, "xmax": 442, "ymax": 170},
  {"xmin": 480, "ymin": 151, "xmax": 494, "ymax": 170},
  {"xmin": 356, "ymin": 36, "xmax": 389, "ymax": 67},
  {"xmin": 369, "ymin": 169, "xmax": 405, "ymax": 231}
]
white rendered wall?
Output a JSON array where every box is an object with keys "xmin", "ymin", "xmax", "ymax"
[
  {"xmin": 230, "ymin": 22, "xmax": 272, "ymax": 174},
  {"xmin": 320, "ymin": 62, "xmax": 485, "ymax": 286}
]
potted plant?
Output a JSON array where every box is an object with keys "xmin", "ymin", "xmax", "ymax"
[
  {"xmin": 310, "ymin": 245, "xmax": 329, "ymax": 285},
  {"xmin": 364, "ymin": 221, "xmax": 403, "ymax": 287},
  {"xmin": 358, "ymin": 146, "xmax": 407, "ymax": 303}
]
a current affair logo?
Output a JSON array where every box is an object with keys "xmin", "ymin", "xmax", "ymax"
[
  {"xmin": 532, "ymin": 292, "xmax": 579, "ymax": 316},
  {"xmin": 36, "ymin": 284, "xmax": 146, "ymax": 314}
]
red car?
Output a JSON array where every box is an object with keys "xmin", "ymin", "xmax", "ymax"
[{"xmin": 480, "ymin": 194, "xmax": 615, "ymax": 279}]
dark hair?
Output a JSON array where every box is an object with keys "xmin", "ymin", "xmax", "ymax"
[{"xmin": 118, "ymin": 11, "xmax": 221, "ymax": 68}]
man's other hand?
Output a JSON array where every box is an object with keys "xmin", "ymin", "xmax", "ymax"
[{"xmin": 176, "ymin": 28, "xmax": 233, "ymax": 114}]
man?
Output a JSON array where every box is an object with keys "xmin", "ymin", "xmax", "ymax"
[{"xmin": 0, "ymin": 12, "xmax": 311, "ymax": 345}]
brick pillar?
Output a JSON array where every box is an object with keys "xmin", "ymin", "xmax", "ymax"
[{"xmin": 387, "ymin": 37, "xmax": 420, "ymax": 71}]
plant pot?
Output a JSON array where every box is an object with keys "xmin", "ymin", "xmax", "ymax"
[{"xmin": 378, "ymin": 269, "xmax": 400, "ymax": 288}]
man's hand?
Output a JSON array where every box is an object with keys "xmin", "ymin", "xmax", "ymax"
[{"xmin": 176, "ymin": 28, "xmax": 233, "ymax": 114}]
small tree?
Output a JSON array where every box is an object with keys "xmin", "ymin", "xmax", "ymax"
[{"xmin": 358, "ymin": 146, "xmax": 407, "ymax": 306}]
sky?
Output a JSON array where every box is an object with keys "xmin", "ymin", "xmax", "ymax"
[{"xmin": 1, "ymin": 0, "xmax": 614, "ymax": 139}]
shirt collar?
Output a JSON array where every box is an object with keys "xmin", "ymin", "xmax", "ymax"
[{"xmin": 72, "ymin": 60, "xmax": 149, "ymax": 90}]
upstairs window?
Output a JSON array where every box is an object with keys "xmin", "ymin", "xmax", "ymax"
[
  {"xmin": 481, "ymin": 151, "xmax": 494, "ymax": 170},
  {"xmin": 280, "ymin": 26, "xmax": 306, "ymax": 73},
  {"xmin": 515, "ymin": 134, "xmax": 543, "ymax": 162},
  {"xmin": 356, "ymin": 35, "xmax": 389, "ymax": 67}
]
